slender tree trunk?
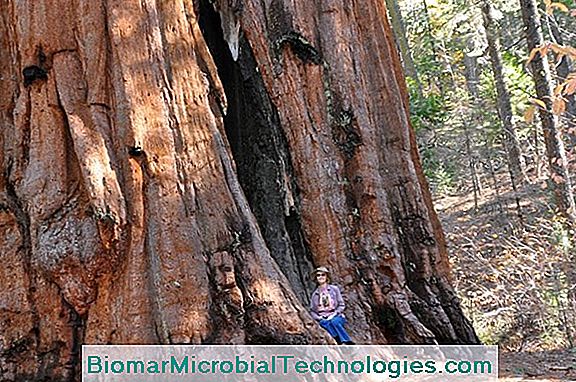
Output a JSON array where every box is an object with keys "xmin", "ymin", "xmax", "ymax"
[
  {"xmin": 463, "ymin": 51, "xmax": 480, "ymax": 100},
  {"xmin": 544, "ymin": 13, "xmax": 576, "ymax": 342},
  {"xmin": 487, "ymin": 149, "xmax": 506, "ymax": 215},
  {"xmin": 0, "ymin": 0, "xmax": 478, "ymax": 379},
  {"xmin": 385, "ymin": 0, "xmax": 424, "ymax": 98},
  {"xmin": 453, "ymin": 42, "xmax": 483, "ymax": 205},
  {"xmin": 463, "ymin": 118, "xmax": 480, "ymax": 210},
  {"xmin": 545, "ymin": 14, "xmax": 576, "ymax": 146},
  {"xmin": 418, "ymin": 0, "xmax": 446, "ymax": 93},
  {"xmin": 520, "ymin": 0, "xmax": 576, "ymax": 223},
  {"xmin": 462, "ymin": 47, "xmax": 522, "ymax": 222},
  {"xmin": 482, "ymin": 1, "xmax": 527, "ymax": 186}
]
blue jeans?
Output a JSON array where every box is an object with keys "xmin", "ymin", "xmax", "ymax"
[{"xmin": 319, "ymin": 315, "xmax": 352, "ymax": 343}]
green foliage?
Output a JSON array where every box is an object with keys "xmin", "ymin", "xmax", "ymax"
[
  {"xmin": 551, "ymin": 218, "xmax": 573, "ymax": 254},
  {"xmin": 408, "ymin": 80, "xmax": 448, "ymax": 132},
  {"xmin": 424, "ymin": 155, "xmax": 457, "ymax": 194},
  {"xmin": 556, "ymin": 0, "xmax": 574, "ymax": 8},
  {"xmin": 407, "ymin": 80, "xmax": 458, "ymax": 195},
  {"xmin": 500, "ymin": 52, "xmax": 534, "ymax": 109}
]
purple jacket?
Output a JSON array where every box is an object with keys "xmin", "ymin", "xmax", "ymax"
[{"xmin": 309, "ymin": 284, "xmax": 345, "ymax": 321}]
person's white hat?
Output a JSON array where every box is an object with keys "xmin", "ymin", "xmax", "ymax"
[{"xmin": 311, "ymin": 266, "xmax": 330, "ymax": 276}]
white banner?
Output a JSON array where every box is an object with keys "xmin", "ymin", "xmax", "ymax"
[{"xmin": 82, "ymin": 345, "xmax": 498, "ymax": 381}]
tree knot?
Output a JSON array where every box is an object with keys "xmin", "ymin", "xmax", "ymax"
[
  {"xmin": 275, "ymin": 31, "xmax": 322, "ymax": 65},
  {"xmin": 23, "ymin": 66, "xmax": 48, "ymax": 87}
]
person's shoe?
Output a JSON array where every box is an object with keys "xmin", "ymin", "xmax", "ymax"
[{"xmin": 342, "ymin": 341, "xmax": 355, "ymax": 345}]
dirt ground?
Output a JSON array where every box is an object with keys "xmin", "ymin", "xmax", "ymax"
[
  {"xmin": 499, "ymin": 349, "xmax": 576, "ymax": 381},
  {"xmin": 433, "ymin": 176, "xmax": 576, "ymax": 381}
]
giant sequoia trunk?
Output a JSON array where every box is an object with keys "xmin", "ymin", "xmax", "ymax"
[{"xmin": 0, "ymin": 0, "xmax": 478, "ymax": 380}]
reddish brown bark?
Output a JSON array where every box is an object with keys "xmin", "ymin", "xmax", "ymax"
[{"xmin": 0, "ymin": 0, "xmax": 478, "ymax": 380}]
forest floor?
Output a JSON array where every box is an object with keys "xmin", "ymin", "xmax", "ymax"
[
  {"xmin": 434, "ymin": 172, "xmax": 576, "ymax": 381},
  {"xmin": 499, "ymin": 349, "xmax": 576, "ymax": 381}
]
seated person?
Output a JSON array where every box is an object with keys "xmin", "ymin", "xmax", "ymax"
[{"xmin": 309, "ymin": 266, "xmax": 354, "ymax": 344}]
